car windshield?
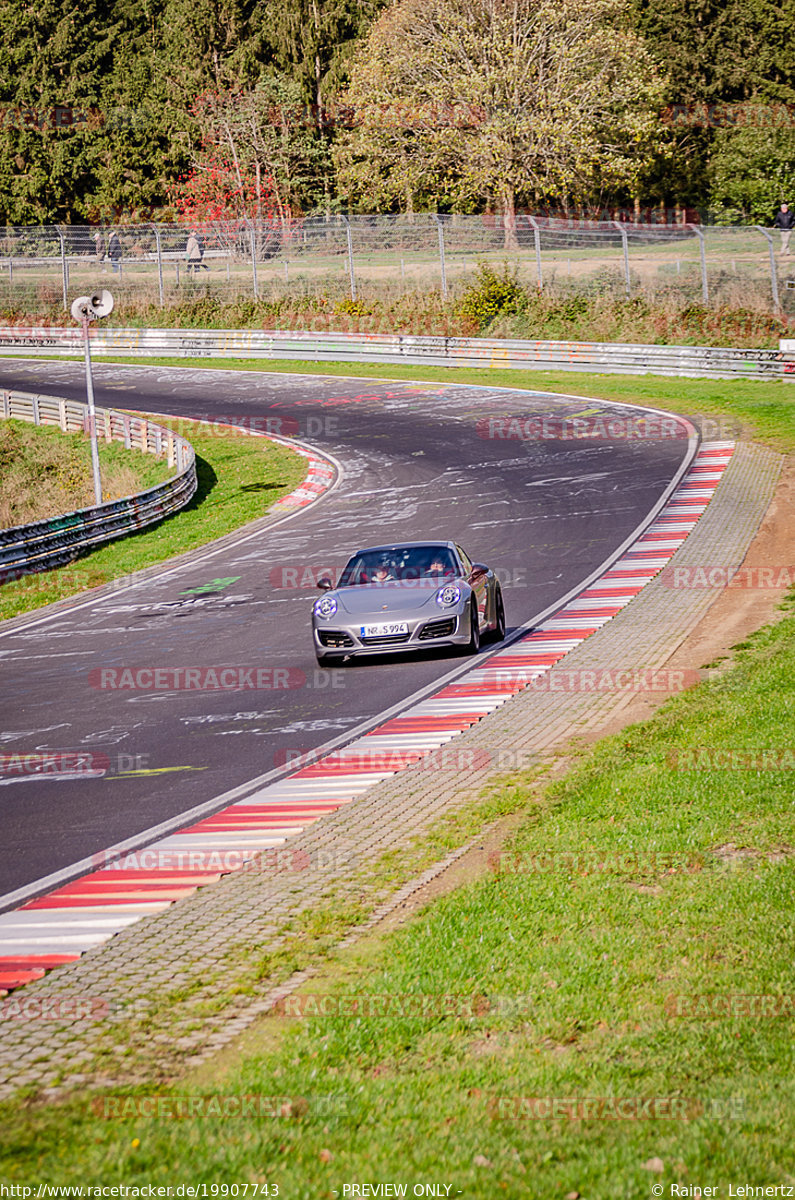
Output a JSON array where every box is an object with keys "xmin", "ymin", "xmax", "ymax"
[{"xmin": 337, "ymin": 547, "xmax": 458, "ymax": 587}]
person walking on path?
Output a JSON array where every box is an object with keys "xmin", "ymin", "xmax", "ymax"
[
  {"xmin": 185, "ymin": 229, "xmax": 202, "ymax": 275},
  {"xmin": 773, "ymin": 202, "xmax": 794, "ymax": 254},
  {"xmin": 107, "ymin": 229, "xmax": 122, "ymax": 272}
]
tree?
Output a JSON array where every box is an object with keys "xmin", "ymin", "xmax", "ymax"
[
  {"xmin": 708, "ymin": 118, "xmax": 795, "ymax": 223},
  {"xmin": 332, "ymin": 0, "xmax": 666, "ymax": 239},
  {"xmin": 252, "ymin": 0, "xmax": 386, "ymax": 209},
  {"xmin": 0, "ymin": 0, "xmax": 196, "ymax": 224},
  {"xmin": 157, "ymin": 0, "xmax": 261, "ymax": 104},
  {"xmin": 256, "ymin": 0, "xmax": 385, "ymax": 120},
  {"xmin": 0, "ymin": 0, "xmax": 270, "ymax": 224},
  {"xmin": 171, "ymin": 73, "xmax": 328, "ymax": 224},
  {"xmin": 635, "ymin": 0, "xmax": 795, "ymax": 212}
]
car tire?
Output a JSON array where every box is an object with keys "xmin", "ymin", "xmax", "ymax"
[
  {"xmin": 463, "ymin": 599, "xmax": 481, "ymax": 655},
  {"xmin": 316, "ymin": 653, "xmax": 342, "ymax": 667},
  {"xmin": 490, "ymin": 586, "xmax": 506, "ymax": 643}
]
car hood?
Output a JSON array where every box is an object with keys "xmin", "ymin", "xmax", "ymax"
[{"xmin": 335, "ymin": 582, "xmax": 452, "ymax": 615}]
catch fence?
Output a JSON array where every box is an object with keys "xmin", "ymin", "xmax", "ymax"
[{"xmin": 0, "ymin": 214, "xmax": 791, "ymax": 317}]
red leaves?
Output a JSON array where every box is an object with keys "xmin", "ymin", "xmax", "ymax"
[{"xmin": 169, "ymin": 155, "xmax": 282, "ymax": 223}]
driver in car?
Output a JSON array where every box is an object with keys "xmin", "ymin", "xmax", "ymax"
[{"xmin": 371, "ymin": 558, "xmax": 396, "ymax": 582}]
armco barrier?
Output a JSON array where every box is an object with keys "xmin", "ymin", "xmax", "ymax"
[
  {"xmin": 0, "ymin": 389, "xmax": 197, "ymax": 580},
  {"xmin": 0, "ymin": 325, "xmax": 791, "ymax": 379}
]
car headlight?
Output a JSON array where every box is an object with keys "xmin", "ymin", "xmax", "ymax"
[
  {"xmin": 314, "ymin": 595, "xmax": 338, "ymax": 618},
  {"xmin": 436, "ymin": 583, "xmax": 461, "ymax": 607}
]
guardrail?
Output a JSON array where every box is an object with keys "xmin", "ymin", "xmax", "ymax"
[
  {"xmin": 0, "ymin": 389, "xmax": 197, "ymax": 581},
  {"xmin": 0, "ymin": 325, "xmax": 791, "ymax": 380}
]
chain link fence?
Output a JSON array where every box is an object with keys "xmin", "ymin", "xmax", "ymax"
[{"xmin": 0, "ymin": 214, "xmax": 791, "ymax": 317}]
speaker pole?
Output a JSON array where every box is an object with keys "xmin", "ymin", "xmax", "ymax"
[
  {"xmin": 81, "ymin": 314, "xmax": 103, "ymax": 506},
  {"xmin": 71, "ymin": 289, "xmax": 114, "ymax": 506}
]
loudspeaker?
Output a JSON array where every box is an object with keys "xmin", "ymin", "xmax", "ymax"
[
  {"xmin": 71, "ymin": 290, "xmax": 114, "ymax": 322},
  {"xmin": 71, "ymin": 295, "xmax": 91, "ymax": 322},
  {"xmin": 88, "ymin": 290, "xmax": 114, "ymax": 318}
]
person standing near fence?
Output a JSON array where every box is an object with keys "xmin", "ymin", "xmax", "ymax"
[
  {"xmin": 194, "ymin": 228, "xmax": 209, "ymax": 270},
  {"xmin": 107, "ymin": 229, "xmax": 122, "ymax": 272},
  {"xmin": 773, "ymin": 202, "xmax": 794, "ymax": 254},
  {"xmin": 93, "ymin": 230, "xmax": 105, "ymax": 270}
]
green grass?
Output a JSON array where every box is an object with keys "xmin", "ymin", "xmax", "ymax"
[
  {"xmin": 0, "ymin": 417, "xmax": 173, "ymax": 527},
  {"xmin": 0, "ymin": 416, "xmax": 307, "ymax": 620},
  {"xmin": 1, "ymin": 599, "xmax": 792, "ymax": 1192}
]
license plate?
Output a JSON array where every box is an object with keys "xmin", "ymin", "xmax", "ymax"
[{"xmin": 361, "ymin": 622, "xmax": 409, "ymax": 637}]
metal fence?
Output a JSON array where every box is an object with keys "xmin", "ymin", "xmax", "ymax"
[
  {"xmin": 0, "ymin": 389, "xmax": 197, "ymax": 580},
  {"xmin": 0, "ymin": 215, "xmax": 792, "ymax": 317}
]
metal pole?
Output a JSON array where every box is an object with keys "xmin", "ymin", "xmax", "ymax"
[
  {"xmin": 689, "ymin": 224, "xmax": 709, "ymax": 303},
  {"xmin": 82, "ymin": 316, "xmax": 102, "ymax": 505},
  {"xmin": 247, "ymin": 218, "xmax": 259, "ymax": 299},
  {"xmin": 151, "ymin": 223, "xmax": 164, "ymax": 307},
  {"xmin": 435, "ymin": 214, "xmax": 448, "ymax": 299},
  {"xmin": 755, "ymin": 226, "xmax": 780, "ymax": 310},
  {"xmin": 57, "ymin": 228, "xmax": 68, "ymax": 311},
  {"xmin": 527, "ymin": 216, "xmax": 543, "ymax": 288},
  {"xmin": 342, "ymin": 216, "xmax": 356, "ymax": 301},
  {"xmin": 612, "ymin": 221, "xmax": 631, "ymax": 299}
]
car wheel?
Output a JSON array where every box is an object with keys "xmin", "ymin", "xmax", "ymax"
[
  {"xmin": 490, "ymin": 586, "xmax": 506, "ymax": 642},
  {"xmin": 464, "ymin": 599, "xmax": 481, "ymax": 655}
]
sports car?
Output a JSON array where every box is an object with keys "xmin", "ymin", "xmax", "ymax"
[{"xmin": 311, "ymin": 540, "xmax": 505, "ymax": 665}]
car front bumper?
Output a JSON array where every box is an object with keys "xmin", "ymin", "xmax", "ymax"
[{"xmin": 313, "ymin": 608, "xmax": 472, "ymax": 658}]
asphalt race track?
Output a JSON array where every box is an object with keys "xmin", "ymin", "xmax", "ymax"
[{"xmin": 0, "ymin": 360, "xmax": 690, "ymax": 899}]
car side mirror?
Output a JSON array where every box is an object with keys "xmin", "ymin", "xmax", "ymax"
[
  {"xmin": 470, "ymin": 563, "xmax": 488, "ymax": 580},
  {"xmin": 317, "ymin": 576, "xmax": 333, "ymax": 591}
]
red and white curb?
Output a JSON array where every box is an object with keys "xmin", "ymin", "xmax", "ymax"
[
  {"xmin": 273, "ymin": 450, "xmax": 336, "ymax": 509},
  {"xmin": 0, "ymin": 442, "xmax": 734, "ymax": 994}
]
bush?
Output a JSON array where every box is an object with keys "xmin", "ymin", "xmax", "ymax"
[
  {"xmin": 334, "ymin": 298, "xmax": 373, "ymax": 317},
  {"xmin": 457, "ymin": 262, "xmax": 528, "ymax": 329},
  {"xmin": 548, "ymin": 294, "xmax": 590, "ymax": 322}
]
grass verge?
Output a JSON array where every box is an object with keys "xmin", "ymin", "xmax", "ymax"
[
  {"xmin": 0, "ymin": 418, "xmax": 172, "ymax": 527},
  {"xmin": 0, "ymin": 417, "xmax": 307, "ymax": 620},
  {"xmin": 0, "ymin": 596, "xmax": 792, "ymax": 1191},
  {"xmin": 6, "ymin": 280, "xmax": 792, "ymax": 346}
]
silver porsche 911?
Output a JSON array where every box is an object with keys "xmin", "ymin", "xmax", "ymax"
[{"xmin": 311, "ymin": 540, "xmax": 505, "ymax": 665}]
